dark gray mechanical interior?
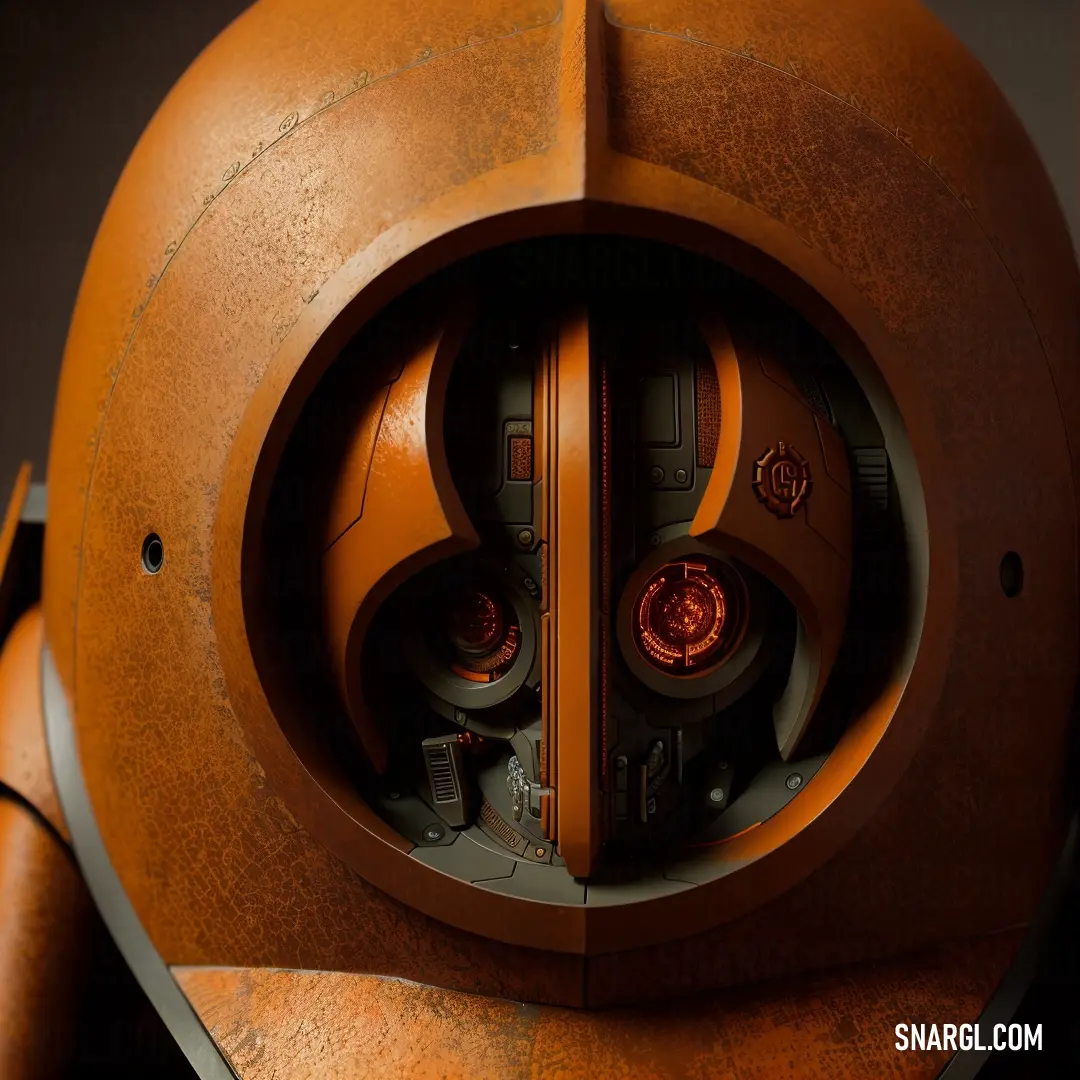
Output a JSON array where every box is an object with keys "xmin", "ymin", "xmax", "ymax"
[{"xmin": 265, "ymin": 237, "xmax": 912, "ymax": 901}]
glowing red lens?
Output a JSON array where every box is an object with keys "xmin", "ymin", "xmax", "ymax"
[
  {"xmin": 447, "ymin": 590, "xmax": 504, "ymax": 656},
  {"xmin": 443, "ymin": 585, "xmax": 521, "ymax": 682},
  {"xmin": 634, "ymin": 561, "xmax": 737, "ymax": 674}
]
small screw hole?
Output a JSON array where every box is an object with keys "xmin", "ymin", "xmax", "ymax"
[
  {"xmin": 1000, "ymin": 551, "xmax": 1023, "ymax": 598},
  {"xmin": 141, "ymin": 533, "xmax": 164, "ymax": 575}
]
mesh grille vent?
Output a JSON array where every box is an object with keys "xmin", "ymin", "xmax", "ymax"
[
  {"xmin": 695, "ymin": 359, "xmax": 721, "ymax": 468},
  {"xmin": 426, "ymin": 744, "xmax": 458, "ymax": 804}
]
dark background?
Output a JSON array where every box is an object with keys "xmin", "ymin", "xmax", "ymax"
[{"xmin": 0, "ymin": 1, "xmax": 1076, "ymax": 1076}]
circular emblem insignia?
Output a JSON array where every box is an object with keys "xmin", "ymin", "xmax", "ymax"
[{"xmin": 752, "ymin": 441, "xmax": 813, "ymax": 518}]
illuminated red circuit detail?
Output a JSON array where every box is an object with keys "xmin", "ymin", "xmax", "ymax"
[
  {"xmin": 447, "ymin": 590, "xmax": 504, "ymax": 655},
  {"xmin": 444, "ymin": 587, "xmax": 521, "ymax": 682},
  {"xmin": 635, "ymin": 562, "xmax": 730, "ymax": 672}
]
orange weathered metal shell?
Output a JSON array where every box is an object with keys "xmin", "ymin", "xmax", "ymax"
[
  {"xmin": 173, "ymin": 930, "xmax": 1024, "ymax": 1080},
  {"xmin": 43, "ymin": 0, "xmax": 1080, "ymax": 1011}
]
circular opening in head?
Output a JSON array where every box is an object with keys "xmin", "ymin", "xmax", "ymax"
[
  {"xmin": 239, "ymin": 231, "xmax": 928, "ymax": 937},
  {"xmin": 141, "ymin": 533, "xmax": 164, "ymax": 575}
]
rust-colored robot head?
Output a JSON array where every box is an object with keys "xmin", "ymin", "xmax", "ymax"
[{"xmin": 34, "ymin": 0, "xmax": 1080, "ymax": 1074}]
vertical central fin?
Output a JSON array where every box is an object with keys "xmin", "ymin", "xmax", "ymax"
[
  {"xmin": 556, "ymin": 0, "xmax": 610, "ymax": 196},
  {"xmin": 549, "ymin": 311, "xmax": 601, "ymax": 879}
]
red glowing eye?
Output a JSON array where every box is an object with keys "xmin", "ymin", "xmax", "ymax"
[
  {"xmin": 447, "ymin": 590, "xmax": 505, "ymax": 655},
  {"xmin": 634, "ymin": 561, "xmax": 735, "ymax": 673},
  {"xmin": 443, "ymin": 586, "xmax": 521, "ymax": 682}
]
